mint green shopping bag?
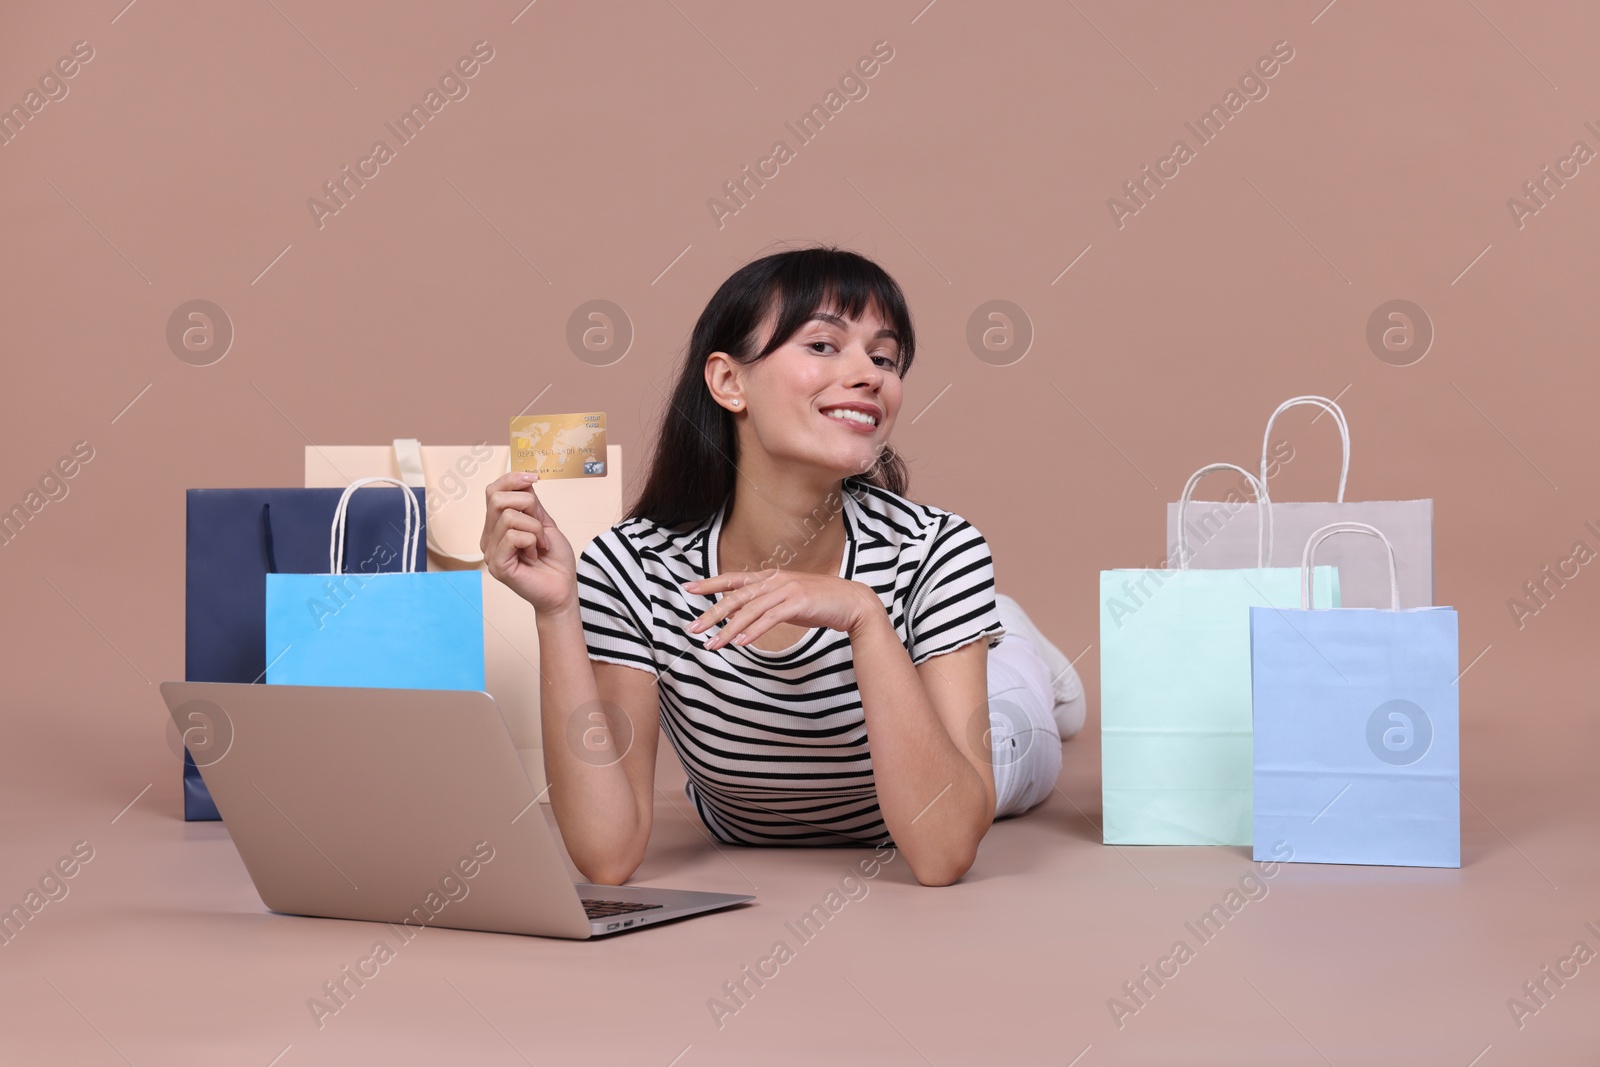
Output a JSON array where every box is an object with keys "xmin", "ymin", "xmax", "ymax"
[{"xmin": 1101, "ymin": 463, "xmax": 1339, "ymax": 846}]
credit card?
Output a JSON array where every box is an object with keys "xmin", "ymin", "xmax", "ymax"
[{"xmin": 510, "ymin": 412, "xmax": 607, "ymax": 478}]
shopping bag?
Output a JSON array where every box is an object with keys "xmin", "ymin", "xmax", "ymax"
[
  {"xmin": 1102, "ymin": 463, "xmax": 1338, "ymax": 846},
  {"xmin": 1165, "ymin": 395, "xmax": 1434, "ymax": 608},
  {"xmin": 304, "ymin": 440, "xmax": 623, "ymax": 796},
  {"xmin": 265, "ymin": 478, "xmax": 485, "ymax": 690},
  {"xmin": 183, "ymin": 484, "xmax": 426, "ymax": 820},
  {"xmin": 1251, "ymin": 522, "xmax": 1460, "ymax": 867}
]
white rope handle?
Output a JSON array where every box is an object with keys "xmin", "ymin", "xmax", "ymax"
[
  {"xmin": 393, "ymin": 438, "xmax": 506, "ymax": 565},
  {"xmin": 329, "ymin": 477, "xmax": 420, "ymax": 574},
  {"xmin": 1175, "ymin": 462, "xmax": 1274, "ymax": 570},
  {"xmin": 1300, "ymin": 521, "xmax": 1399, "ymax": 611},
  {"xmin": 1260, "ymin": 395, "xmax": 1351, "ymax": 504}
]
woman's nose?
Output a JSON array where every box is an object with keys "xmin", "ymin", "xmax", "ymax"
[{"xmin": 846, "ymin": 345, "xmax": 883, "ymax": 386}]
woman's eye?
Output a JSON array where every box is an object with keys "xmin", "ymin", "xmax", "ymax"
[
  {"xmin": 809, "ymin": 340, "xmax": 836, "ymax": 353},
  {"xmin": 872, "ymin": 355, "xmax": 898, "ymax": 369}
]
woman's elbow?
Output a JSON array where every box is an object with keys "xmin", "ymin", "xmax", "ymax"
[
  {"xmin": 581, "ymin": 858, "xmax": 640, "ymax": 886},
  {"xmin": 576, "ymin": 840, "xmax": 648, "ymax": 886},
  {"xmin": 910, "ymin": 846, "xmax": 978, "ymax": 887}
]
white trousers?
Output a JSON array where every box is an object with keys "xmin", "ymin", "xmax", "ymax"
[{"xmin": 986, "ymin": 629, "xmax": 1063, "ymax": 819}]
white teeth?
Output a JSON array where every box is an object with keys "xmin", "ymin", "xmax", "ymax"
[{"xmin": 822, "ymin": 408, "xmax": 877, "ymax": 426}]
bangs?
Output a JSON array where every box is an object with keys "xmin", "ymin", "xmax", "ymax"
[{"xmin": 750, "ymin": 249, "xmax": 915, "ymax": 375}]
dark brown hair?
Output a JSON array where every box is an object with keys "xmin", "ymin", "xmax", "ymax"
[{"xmin": 628, "ymin": 246, "xmax": 917, "ymax": 529}]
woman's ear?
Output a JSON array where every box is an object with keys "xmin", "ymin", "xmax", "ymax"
[{"xmin": 704, "ymin": 351, "xmax": 745, "ymax": 412}]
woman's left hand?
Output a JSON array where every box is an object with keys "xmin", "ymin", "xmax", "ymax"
[{"xmin": 683, "ymin": 569, "xmax": 885, "ymax": 650}]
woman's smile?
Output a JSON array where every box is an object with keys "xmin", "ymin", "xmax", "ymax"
[{"xmin": 819, "ymin": 402, "xmax": 881, "ymax": 434}]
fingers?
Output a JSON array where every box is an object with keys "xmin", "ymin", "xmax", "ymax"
[
  {"xmin": 684, "ymin": 572, "xmax": 771, "ymax": 620},
  {"xmin": 502, "ymin": 509, "xmax": 549, "ymax": 554},
  {"xmin": 687, "ymin": 573, "xmax": 773, "ymax": 632},
  {"xmin": 713, "ymin": 598, "xmax": 780, "ymax": 646},
  {"xmin": 496, "ymin": 507, "xmax": 545, "ymax": 539},
  {"xmin": 684, "ymin": 566, "xmax": 776, "ymax": 596},
  {"xmin": 702, "ymin": 589, "xmax": 789, "ymax": 650},
  {"xmin": 485, "ymin": 475, "xmax": 548, "ymax": 522},
  {"xmin": 486, "ymin": 470, "xmax": 539, "ymax": 495},
  {"xmin": 484, "ymin": 526, "xmax": 526, "ymax": 579},
  {"xmin": 528, "ymin": 493, "xmax": 558, "ymax": 530},
  {"xmin": 480, "ymin": 473, "xmax": 544, "ymax": 556},
  {"xmin": 486, "ymin": 508, "xmax": 547, "ymax": 567},
  {"xmin": 499, "ymin": 527, "xmax": 538, "ymax": 563},
  {"xmin": 489, "ymin": 471, "xmax": 561, "ymax": 528},
  {"xmin": 487, "ymin": 489, "xmax": 541, "ymax": 518}
]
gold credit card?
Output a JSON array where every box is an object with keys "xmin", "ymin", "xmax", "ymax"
[{"xmin": 510, "ymin": 412, "xmax": 607, "ymax": 478}]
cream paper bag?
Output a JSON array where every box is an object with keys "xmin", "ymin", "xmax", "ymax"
[{"xmin": 306, "ymin": 439, "xmax": 624, "ymax": 799}]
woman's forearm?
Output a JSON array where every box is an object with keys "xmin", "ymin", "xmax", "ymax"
[
  {"xmin": 535, "ymin": 603, "xmax": 647, "ymax": 882},
  {"xmin": 849, "ymin": 609, "xmax": 991, "ymax": 885}
]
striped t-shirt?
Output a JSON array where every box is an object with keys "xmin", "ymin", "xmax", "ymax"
[{"xmin": 575, "ymin": 475, "xmax": 1007, "ymax": 848}]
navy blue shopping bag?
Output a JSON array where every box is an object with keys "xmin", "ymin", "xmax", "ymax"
[{"xmin": 183, "ymin": 486, "xmax": 426, "ymax": 819}]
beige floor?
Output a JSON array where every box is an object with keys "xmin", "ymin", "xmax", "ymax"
[{"xmin": 3, "ymin": 638, "xmax": 1596, "ymax": 1067}]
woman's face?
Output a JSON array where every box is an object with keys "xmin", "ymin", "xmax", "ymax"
[{"xmin": 731, "ymin": 301, "xmax": 903, "ymax": 481}]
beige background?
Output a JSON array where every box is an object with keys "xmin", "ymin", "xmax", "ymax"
[{"xmin": 2, "ymin": 1, "xmax": 1597, "ymax": 1064}]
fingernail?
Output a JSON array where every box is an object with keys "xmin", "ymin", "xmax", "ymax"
[{"xmin": 733, "ymin": 632, "xmax": 748, "ymax": 645}]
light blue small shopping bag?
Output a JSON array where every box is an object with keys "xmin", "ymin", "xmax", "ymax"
[
  {"xmin": 1102, "ymin": 464, "xmax": 1338, "ymax": 846},
  {"xmin": 1251, "ymin": 522, "xmax": 1459, "ymax": 867},
  {"xmin": 266, "ymin": 478, "xmax": 485, "ymax": 690}
]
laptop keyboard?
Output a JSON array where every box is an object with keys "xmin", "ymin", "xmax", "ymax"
[{"xmin": 582, "ymin": 899, "xmax": 665, "ymax": 920}]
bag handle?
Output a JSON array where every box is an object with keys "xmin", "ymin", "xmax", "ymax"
[
  {"xmin": 393, "ymin": 438, "xmax": 504, "ymax": 566},
  {"xmin": 1300, "ymin": 521, "xmax": 1399, "ymax": 611},
  {"xmin": 260, "ymin": 503, "xmax": 280, "ymax": 574},
  {"xmin": 1176, "ymin": 463, "xmax": 1273, "ymax": 570},
  {"xmin": 329, "ymin": 477, "xmax": 420, "ymax": 574},
  {"xmin": 1260, "ymin": 395, "xmax": 1350, "ymax": 504}
]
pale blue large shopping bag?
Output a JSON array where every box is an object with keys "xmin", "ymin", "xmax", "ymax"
[
  {"xmin": 1102, "ymin": 464, "xmax": 1338, "ymax": 846},
  {"xmin": 266, "ymin": 478, "xmax": 485, "ymax": 690},
  {"xmin": 1251, "ymin": 522, "xmax": 1459, "ymax": 867}
]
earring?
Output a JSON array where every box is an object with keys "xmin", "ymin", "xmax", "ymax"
[{"xmin": 731, "ymin": 399, "xmax": 741, "ymax": 407}]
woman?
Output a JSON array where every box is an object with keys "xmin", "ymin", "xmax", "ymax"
[{"xmin": 481, "ymin": 247, "xmax": 1084, "ymax": 887}]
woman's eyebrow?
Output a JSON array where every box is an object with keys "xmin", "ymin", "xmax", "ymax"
[{"xmin": 808, "ymin": 311, "xmax": 898, "ymax": 341}]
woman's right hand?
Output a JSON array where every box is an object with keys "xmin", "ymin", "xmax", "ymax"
[{"xmin": 481, "ymin": 472, "xmax": 580, "ymax": 615}]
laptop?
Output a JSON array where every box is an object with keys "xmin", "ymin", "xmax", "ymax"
[{"xmin": 161, "ymin": 681, "xmax": 753, "ymax": 939}]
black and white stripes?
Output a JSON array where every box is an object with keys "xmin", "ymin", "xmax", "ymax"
[{"xmin": 575, "ymin": 475, "xmax": 1006, "ymax": 847}]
